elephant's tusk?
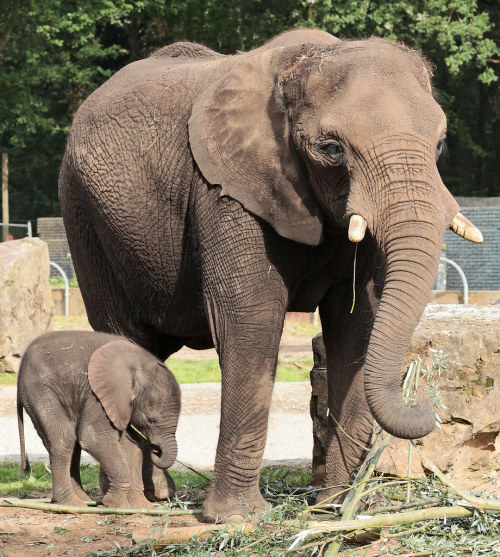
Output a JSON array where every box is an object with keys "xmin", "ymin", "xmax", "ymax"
[
  {"xmin": 450, "ymin": 212, "xmax": 483, "ymax": 244},
  {"xmin": 348, "ymin": 214, "xmax": 367, "ymax": 242}
]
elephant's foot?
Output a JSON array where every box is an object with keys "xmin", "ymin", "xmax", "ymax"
[
  {"xmin": 315, "ymin": 485, "xmax": 346, "ymax": 509},
  {"xmin": 71, "ymin": 482, "xmax": 91, "ymax": 503},
  {"xmin": 127, "ymin": 491, "xmax": 155, "ymax": 509},
  {"xmin": 144, "ymin": 469, "xmax": 176, "ymax": 501},
  {"xmin": 52, "ymin": 493, "xmax": 88, "ymax": 507},
  {"xmin": 102, "ymin": 491, "xmax": 130, "ymax": 509},
  {"xmin": 202, "ymin": 487, "xmax": 270, "ymax": 523}
]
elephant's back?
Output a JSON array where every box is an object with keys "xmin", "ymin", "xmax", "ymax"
[
  {"xmin": 61, "ymin": 55, "xmax": 221, "ymax": 331},
  {"xmin": 151, "ymin": 41, "xmax": 225, "ymax": 60}
]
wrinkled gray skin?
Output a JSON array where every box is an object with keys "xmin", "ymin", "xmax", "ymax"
[
  {"xmin": 59, "ymin": 29, "xmax": 476, "ymax": 522},
  {"xmin": 17, "ymin": 331, "xmax": 180, "ymax": 508}
]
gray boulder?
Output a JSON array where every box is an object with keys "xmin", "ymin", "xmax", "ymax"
[{"xmin": 311, "ymin": 304, "xmax": 500, "ymax": 488}]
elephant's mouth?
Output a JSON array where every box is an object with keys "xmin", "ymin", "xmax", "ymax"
[{"xmin": 151, "ymin": 443, "xmax": 163, "ymax": 459}]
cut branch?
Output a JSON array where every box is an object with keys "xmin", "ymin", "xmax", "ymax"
[{"xmin": 0, "ymin": 498, "xmax": 201, "ymax": 516}]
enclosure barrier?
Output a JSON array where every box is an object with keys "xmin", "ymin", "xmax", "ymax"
[
  {"xmin": 49, "ymin": 261, "xmax": 69, "ymax": 316},
  {"xmin": 0, "ymin": 221, "xmax": 32, "ymax": 238},
  {"xmin": 440, "ymin": 256, "xmax": 469, "ymax": 304}
]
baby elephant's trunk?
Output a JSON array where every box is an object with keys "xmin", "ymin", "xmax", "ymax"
[{"xmin": 151, "ymin": 436, "xmax": 178, "ymax": 469}]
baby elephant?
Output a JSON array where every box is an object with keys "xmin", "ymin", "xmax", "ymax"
[{"xmin": 17, "ymin": 330, "xmax": 181, "ymax": 508}]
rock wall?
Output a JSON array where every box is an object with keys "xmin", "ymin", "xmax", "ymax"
[
  {"xmin": 0, "ymin": 238, "xmax": 54, "ymax": 373},
  {"xmin": 311, "ymin": 304, "xmax": 500, "ymax": 489}
]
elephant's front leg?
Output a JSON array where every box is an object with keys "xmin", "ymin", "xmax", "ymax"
[
  {"xmin": 119, "ymin": 432, "xmax": 155, "ymax": 508},
  {"xmin": 203, "ymin": 302, "xmax": 286, "ymax": 523},
  {"xmin": 317, "ymin": 277, "xmax": 378, "ymax": 506}
]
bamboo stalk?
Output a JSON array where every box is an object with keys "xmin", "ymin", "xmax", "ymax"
[
  {"xmin": 149, "ymin": 505, "xmax": 482, "ymax": 548},
  {"xmin": 143, "ymin": 522, "xmax": 259, "ymax": 544},
  {"xmin": 325, "ymin": 428, "xmax": 391, "ymax": 556},
  {"xmin": 300, "ymin": 506, "xmax": 476, "ymax": 536},
  {"xmin": 0, "ymin": 497, "xmax": 201, "ymax": 516},
  {"xmin": 363, "ymin": 498, "xmax": 441, "ymax": 516}
]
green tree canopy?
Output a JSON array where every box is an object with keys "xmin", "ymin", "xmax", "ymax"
[{"xmin": 0, "ymin": 0, "xmax": 498, "ymax": 227}]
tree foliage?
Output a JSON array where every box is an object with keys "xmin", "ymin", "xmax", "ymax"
[{"xmin": 0, "ymin": 0, "xmax": 498, "ymax": 226}]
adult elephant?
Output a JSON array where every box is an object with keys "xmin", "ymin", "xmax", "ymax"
[{"xmin": 59, "ymin": 29, "xmax": 482, "ymax": 522}]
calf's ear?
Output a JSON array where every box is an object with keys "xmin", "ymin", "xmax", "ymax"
[{"xmin": 88, "ymin": 340, "xmax": 138, "ymax": 431}]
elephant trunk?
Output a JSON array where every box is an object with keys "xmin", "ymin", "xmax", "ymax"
[
  {"xmin": 363, "ymin": 210, "xmax": 443, "ymax": 439},
  {"xmin": 150, "ymin": 436, "xmax": 178, "ymax": 469}
]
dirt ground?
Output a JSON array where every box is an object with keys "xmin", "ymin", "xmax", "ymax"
[
  {"xmin": 0, "ymin": 503, "xmax": 203, "ymax": 556},
  {"xmin": 0, "ymin": 333, "xmax": 316, "ymax": 556}
]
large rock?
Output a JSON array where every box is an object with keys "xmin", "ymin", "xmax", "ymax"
[
  {"xmin": 311, "ymin": 304, "xmax": 500, "ymax": 489},
  {"xmin": 0, "ymin": 238, "xmax": 54, "ymax": 373}
]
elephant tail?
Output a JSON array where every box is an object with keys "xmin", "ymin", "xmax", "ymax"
[{"xmin": 17, "ymin": 397, "xmax": 31, "ymax": 479}]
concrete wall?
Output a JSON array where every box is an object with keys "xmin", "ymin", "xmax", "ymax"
[{"xmin": 51, "ymin": 288, "xmax": 87, "ymax": 317}]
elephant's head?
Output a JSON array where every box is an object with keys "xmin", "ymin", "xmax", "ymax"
[
  {"xmin": 88, "ymin": 340, "xmax": 181, "ymax": 468},
  {"xmin": 189, "ymin": 34, "xmax": 482, "ymax": 440}
]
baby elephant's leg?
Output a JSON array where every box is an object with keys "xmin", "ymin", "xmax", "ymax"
[
  {"xmin": 70, "ymin": 443, "xmax": 93, "ymax": 502},
  {"xmin": 120, "ymin": 432, "xmax": 154, "ymax": 508},
  {"xmin": 142, "ymin": 451, "xmax": 176, "ymax": 501},
  {"xmin": 79, "ymin": 404, "xmax": 131, "ymax": 508},
  {"xmin": 35, "ymin": 405, "xmax": 87, "ymax": 506}
]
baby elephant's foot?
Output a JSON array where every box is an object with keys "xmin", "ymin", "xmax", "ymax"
[
  {"xmin": 72, "ymin": 484, "xmax": 92, "ymax": 503},
  {"xmin": 128, "ymin": 491, "xmax": 155, "ymax": 509},
  {"xmin": 53, "ymin": 494, "xmax": 87, "ymax": 507},
  {"xmin": 102, "ymin": 491, "xmax": 130, "ymax": 509}
]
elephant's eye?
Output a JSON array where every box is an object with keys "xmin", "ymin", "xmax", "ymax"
[
  {"xmin": 436, "ymin": 139, "xmax": 447, "ymax": 160},
  {"xmin": 146, "ymin": 415, "xmax": 157, "ymax": 425},
  {"xmin": 316, "ymin": 140, "xmax": 344, "ymax": 165}
]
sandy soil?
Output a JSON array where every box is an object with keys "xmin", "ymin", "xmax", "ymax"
[{"xmin": 0, "ymin": 504, "xmax": 203, "ymax": 557}]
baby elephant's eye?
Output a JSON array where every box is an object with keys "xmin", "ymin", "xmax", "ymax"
[{"xmin": 146, "ymin": 415, "xmax": 157, "ymax": 425}]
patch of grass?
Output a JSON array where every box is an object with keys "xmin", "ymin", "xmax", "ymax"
[
  {"xmin": 0, "ymin": 372, "xmax": 16, "ymax": 386},
  {"xmin": 166, "ymin": 358, "xmax": 222, "ymax": 383},
  {"xmin": 0, "ymin": 462, "xmax": 215, "ymax": 500},
  {"xmin": 50, "ymin": 315, "xmax": 92, "ymax": 331},
  {"xmin": 49, "ymin": 277, "xmax": 79, "ymax": 288},
  {"xmin": 166, "ymin": 356, "xmax": 313, "ymax": 383},
  {"xmin": 276, "ymin": 355, "xmax": 313, "ymax": 382},
  {"xmin": 0, "ymin": 462, "xmax": 53, "ymax": 498},
  {"xmin": 0, "ymin": 462, "xmax": 101, "ymax": 499},
  {"xmin": 282, "ymin": 319, "xmax": 321, "ymax": 338}
]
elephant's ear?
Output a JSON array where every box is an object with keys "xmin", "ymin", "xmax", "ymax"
[
  {"xmin": 188, "ymin": 48, "xmax": 324, "ymax": 246},
  {"xmin": 88, "ymin": 340, "xmax": 137, "ymax": 431}
]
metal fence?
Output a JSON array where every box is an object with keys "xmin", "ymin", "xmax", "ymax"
[{"xmin": 0, "ymin": 221, "xmax": 32, "ymax": 240}]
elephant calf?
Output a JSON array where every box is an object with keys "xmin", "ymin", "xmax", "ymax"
[{"xmin": 17, "ymin": 330, "xmax": 181, "ymax": 508}]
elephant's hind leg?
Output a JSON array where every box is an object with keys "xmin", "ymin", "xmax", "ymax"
[
  {"xmin": 38, "ymin": 412, "xmax": 87, "ymax": 506},
  {"xmin": 70, "ymin": 443, "xmax": 92, "ymax": 502}
]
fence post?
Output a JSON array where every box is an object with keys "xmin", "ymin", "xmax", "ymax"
[
  {"xmin": 1, "ymin": 153, "xmax": 8, "ymax": 242},
  {"xmin": 440, "ymin": 256, "xmax": 469, "ymax": 305},
  {"xmin": 49, "ymin": 261, "xmax": 69, "ymax": 316}
]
